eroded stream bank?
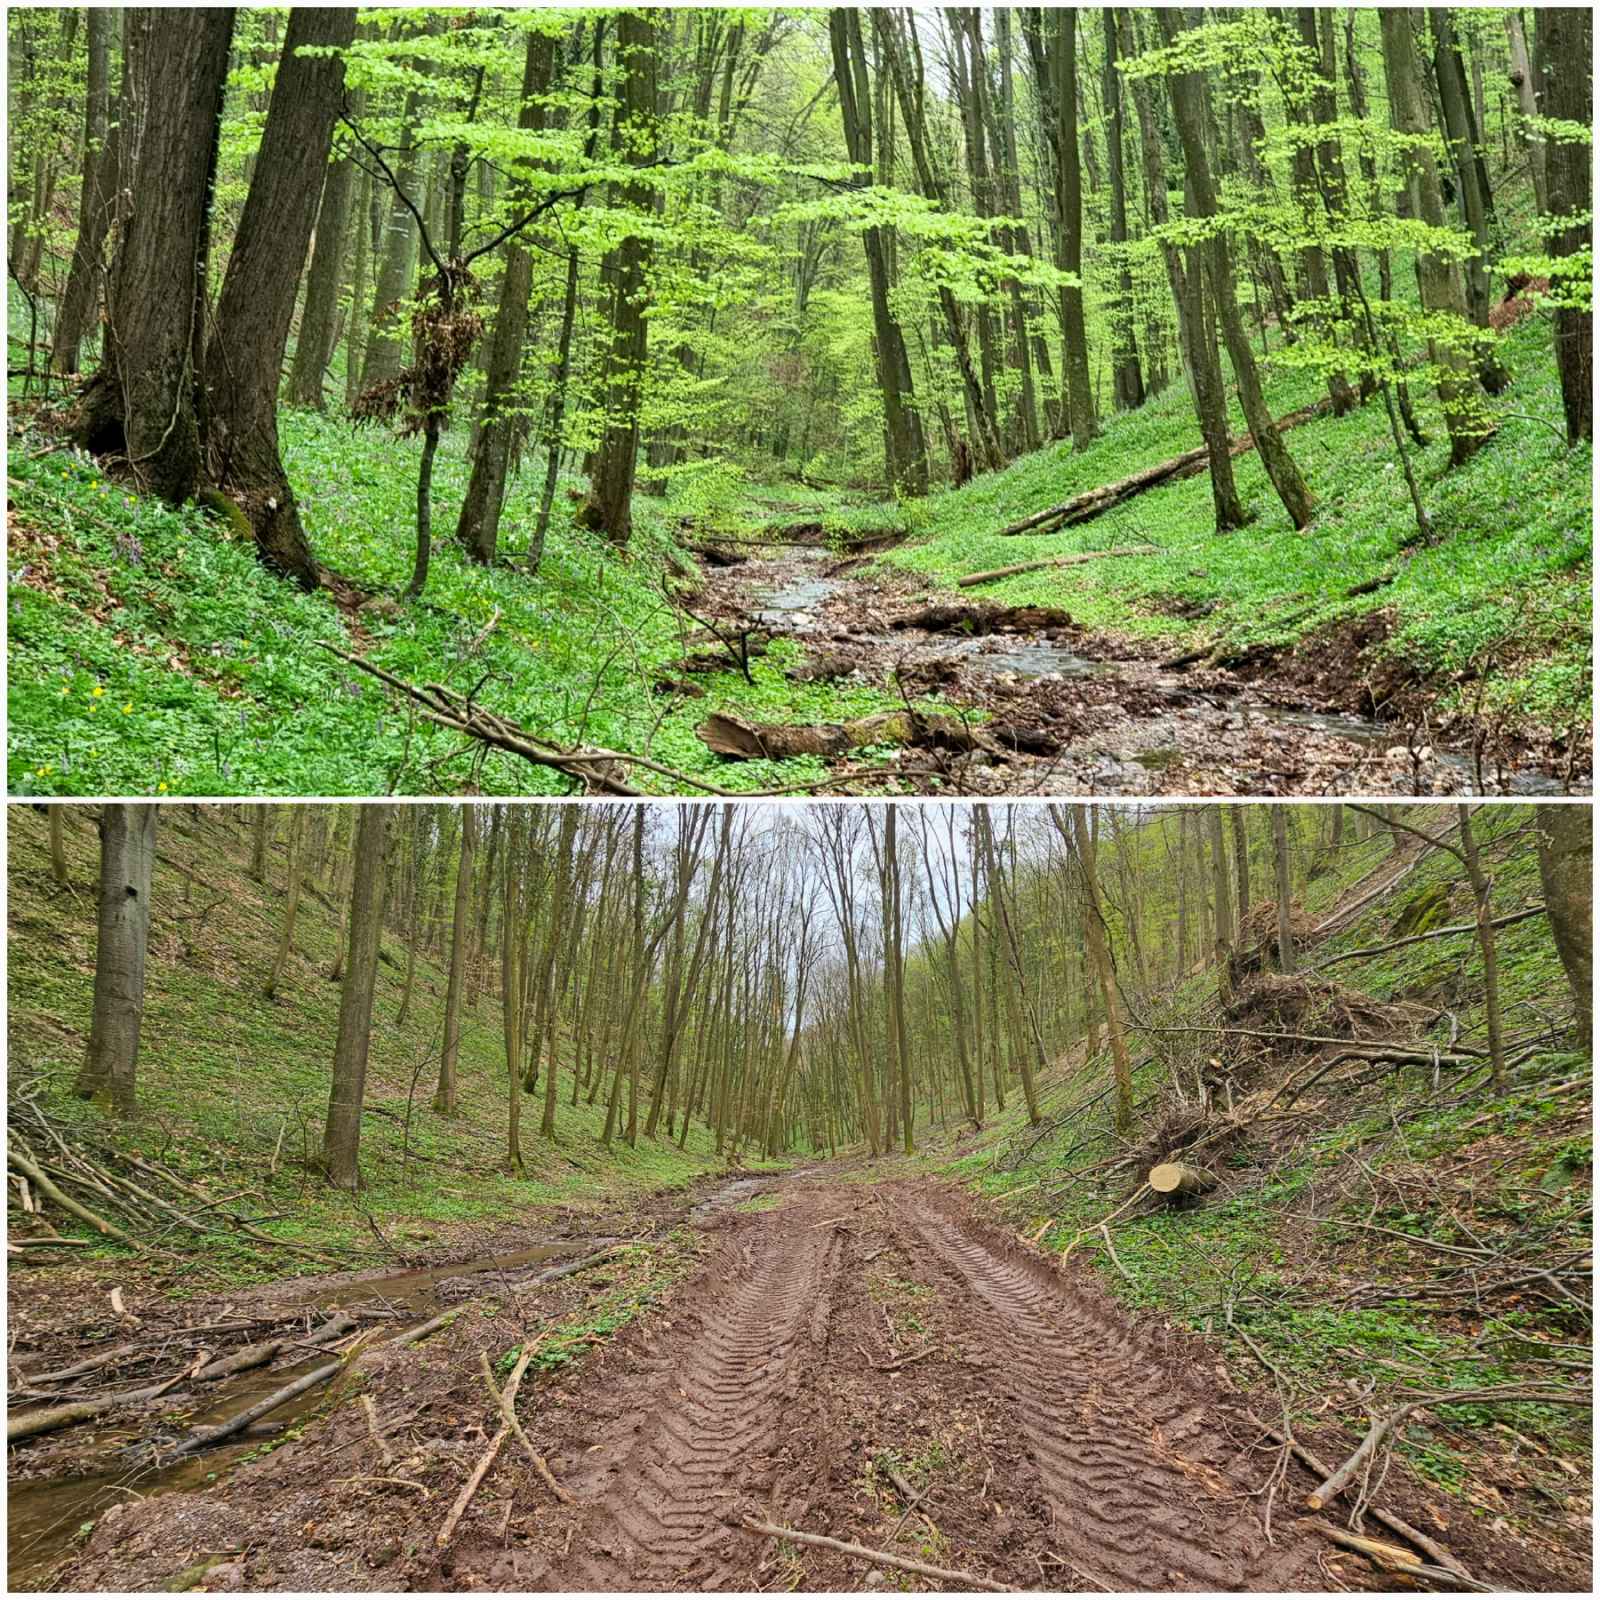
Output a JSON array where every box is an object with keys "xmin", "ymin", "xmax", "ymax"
[
  {"xmin": 6, "ymin": 1236, "xmax": 597, "ymax": 1589},
  {"xmin": 681, "ymin": 537, "xmax": 1578, "ymax": 796}
]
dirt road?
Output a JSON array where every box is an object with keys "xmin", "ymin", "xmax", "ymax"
[
  {"xmin": 494, "ymin": 1178, "xmax": 1326, "ymax": 1592},
  {"xmin": 44, "ymin": 1171, "xmax": 1545, "ymax": 1593}
]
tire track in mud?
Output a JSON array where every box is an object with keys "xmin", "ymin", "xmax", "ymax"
[
  {"xmin": 892, "ymin": 1188, "xmax": 1318, "ymax": 1593},
  {"xmin": 541, "ymin": 1197, "xmax": 841, "ymax": 1591}
]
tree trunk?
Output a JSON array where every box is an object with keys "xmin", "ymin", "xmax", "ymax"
[
  {"xmin": 51, "ymin": 7, "xmax": 114, "ymax": 375},
  {"xmin": 74, "ymin": 804, "xmax": 157, "ymax": 1117},
  {"xmin": 1050, "ymin": 10, "xmax": 1097, "ymax": 447},
  {"xmin": 456, "ymin": 30, "xmax": 558, "ymax": 564},
  {"xmin": 435, "ymin": 805, "xmax": 476, "ymax": 1115},
  {"xmin": 1160, "ymin": 9, "xmax": 1316, "ymax": 529},
  {"xmin": 359, "ymin": 81, "xmax": 423, "ymax": 391},
  {"xmin": 828, "ymin": 8, "xmax": 928, "ymax": 497},
  {"xmin": 1535, "ymin": 6, "xmax": 1592, "ymax": 444},
  {"xmin": 1125, "ymin": 20, "xmax": 1246, "ymax": 531},
  {"xmin": 1067, "ymin": 807, "xmax": 1133, "ymax": 1134},
  {"xmin": 322, "ymin": 803, "xmax": 390, "ymax": 1188},
  {"xmin": 286, "ymin": 100, "xmax": 361, "ymax": 409},
  {"xmin": 1535, "ymin": 806, "xmax": 1592, "ymax": 1040},
  {"xmin": 1378, "ymin": 9, "xmax": 1490, "ymax": 467},
  {"xmin": 1455, "ymin": 806, "xmax": 1506, "ymax": 1092},
  {"xmin": 1429, "ymin": 9, "xmax": 1509, "ymax": 395},
  {"xmin": 1504, "ymin": 11, "xmax": 1547, "ymax": 213},
  {"xmin": 575, "ymin": 9, "xmax": 659, "ymax": 545},
  {"xmin": 265, "ymin": 810, "xmax": 305, "ymax": 999},
  {"xmin": 202, "ymin": 7, "xmax": 355, "ymax": 588},
  {"xmin": 1272, "ymin": 806, "xmax": 1296, "ymax": 973},
  {"xmin": 74, "ymin": 9, "xmax": 234, "ymax": 506},
  {"xmin": 1102, "ymin": 7, "xmax": 1143, "ymax": 412}
]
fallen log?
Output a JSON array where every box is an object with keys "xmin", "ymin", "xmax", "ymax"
[
  {"xmin": 698, "ymin": 710, "xmax": 915, "ymax": 760},
  {"xmin": 1148, "ymin": 1162, "xmax": 1216, "ymax": 1198},
  {"xmin": 957, "ymin": 543, "xmax": 1161, "ymax": 589},
  {"xmin": 997, "ymin": 400, "xmax": 1332, "ymax": 539},
  {"xmin": 160, "ymin": 1357, "xmax": 347, "ymax": 1462},
  {"xmin": 734, "ymin": 1516, "xmax": 1018, "ymax": 1592},
  {"xmin": 889, "ymin": 601, "xmax": 1072, "ymax": 634}
]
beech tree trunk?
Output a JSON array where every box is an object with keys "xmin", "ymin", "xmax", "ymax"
[
  {"xmin": 1049, "ymin": 9, "xmax": 1097, "ymax": 447},
  {"xmin": 1160, "ymin": 9, "xmax": 1316, "ymax": 529},
  {"xmin": 202, "ymin": 7, "xmax": 354, "ymax": 589},
  {"xmin": 286, "ymin": 98, "xmax": 361, "ymax": 409},
  {"xmin": 1102, "ymin": 7, "xmax": 1143, "ymax": 413},
  {"xmin": 436, "ymin": 806, "xmax": 476, "ymax": 1115},
  {"xmin": 51, "ymin": 7, "xmax": 113, "ymax": 376},
  {"xmin": 74, "ymin": 9, "xmax": 234, "ymax": 506},
  {"xmin": 576, "ymin": 8, "xmax": 660, "ymax": 545},
  {"xmin": 828, "ymin": 8, "xmax": 928, "ymax": 497},
  {"xmin": 74, "ymin": 804, "xmax": 157, "ymax": 1117},
  {"xmin": 1378, "ymin": 9, "xmax": 1489, "ymax": 467},
  {"xmin": 322, "ymin": 803, "xmax": 391, "ymax": 1188},
  {"xmin": 457, "ymin": 30, "xmax": 558, "ymax": 564},
  {"xmin": 1535, "ymin": 806, "xmax": 1592, "ymax": 1039},
  {"xmin": 1535, "ymin": 6, "xmax": 1593, "ymax": 444},
  {"xmin": 1125, "ymin": 19, "xmax": 1245, "ymax": 532}
]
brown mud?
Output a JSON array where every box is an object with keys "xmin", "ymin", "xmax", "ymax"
[
  {"xmin": 19, "ymin": 1171, "xmax": 1580, "ymax": 1593},
  {"xmin": 686, "ymin": 544, "xmax": 1584, "ymax": 797}
]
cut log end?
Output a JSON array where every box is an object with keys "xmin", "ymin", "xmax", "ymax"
[{"xmin": 1148, "ymin": 1161, "xmax": 1215, "ymax": 1197}]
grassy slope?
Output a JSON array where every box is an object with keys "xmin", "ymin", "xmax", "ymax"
[
  {"xmin": 879, "ymin": 803, "xmax": 1590, "ymax": 1550},
  {"xmin": 5, "ymin": 416, "xmax": 927, "ymax": 798},
  {"xmin": 6, "ymin": 805, "xmax": 772, "ymax": 1286},
  {"xmin": 881, "ymin": 311, "xmax": 1590, "ymax": 737}
]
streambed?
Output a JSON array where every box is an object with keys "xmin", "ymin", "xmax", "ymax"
[{"xmin": 702, "ymin": 544, "xmax": 1577, "ymax": 797}]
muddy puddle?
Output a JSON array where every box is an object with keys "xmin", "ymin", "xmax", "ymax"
[
  {"xmin": 7, "ymin": 1239, "xmax": 575, "ymax": 1590},
  {"xmin": 687, "ymin": 1175, "xmax": 770, "ymax": 1222}
]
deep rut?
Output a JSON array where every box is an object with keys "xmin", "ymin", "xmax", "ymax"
[
  {"xmin": 891, "ymin": 1188, "xmax": 1320, "ymax": 1592},
  {"xmin": 540, "ymin": 1198, "xmax": 840, "ymax": 1591}
]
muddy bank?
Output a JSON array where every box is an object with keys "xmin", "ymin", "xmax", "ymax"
[{"xmin": 687, "ymin": 543, "xmax": 1586, "ymax": 797}]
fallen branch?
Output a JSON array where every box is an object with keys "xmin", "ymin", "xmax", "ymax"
[
  {"xmin": 734, "ymin": 1516, "xmax": 1017, "ymax": 1592},
  {"xmin": 438, "ymin": 1342, "xmax": 538, "ymax": 1547},
  {"xmin": 1251, "ymin": 1420, "xmax": 1473, "ymax": 1581},
  {"xmin": 7, "ymin": 1146, "xmax": 141, "ymax": 1252},
  {"xmin": 957, "ymin": 544, "xmax": 1160, "ymax": 589},
  {"xmin": 1301, "ymin": 1518, "xmax": 1493, "ymax": 1592},
  {"xmin": 160, "ymin": 1357, "xmax": 347, "ymax": 1462},
  {"xmin": 477, "ymin": 1344, "xmax": 572, "ymax": 1505},
  {"xmin": 871, "ymin": 1344, "xmax": 937, "ymax": 1373},
  {"xmin": 323, "ymin": 645, "xmax": 908, "ymax": 798},
  {"xmin": 1305, "ymin": 1403, "xmax": 1413, "ymax": 1512},
  {"xmin": 1310, "ymin": 906, "xmax": 1546, "ymax": 971}
]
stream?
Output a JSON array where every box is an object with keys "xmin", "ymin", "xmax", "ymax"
[
  {"xmin": 726, "ymin": 553, "xmax": 1572, "ymax": 797},
  {"xmin": 6, "ymin": 1239, "xmax": 577, "ymax": 1590}
]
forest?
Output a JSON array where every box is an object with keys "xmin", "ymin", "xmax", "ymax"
[
  {"xmin": 5, "ymin": 798, "xmax": 1593, "ymax": 1590},
  {"xmin": 5, "ymin": 7, "xmax": 1593, "ymax": 798}
]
